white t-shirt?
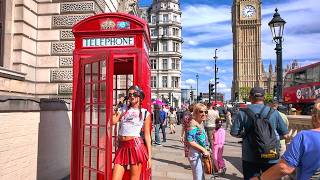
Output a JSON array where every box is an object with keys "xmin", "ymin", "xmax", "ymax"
[
  {"xmin": 204, "ymin": 109, "xmax": 220, "ymax": 128},
  {"xmin": 118, "ymin": 107, "xmax": 150, "ymax": 137}
]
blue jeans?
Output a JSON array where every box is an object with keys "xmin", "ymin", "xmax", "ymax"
[
  {"xmin": 188, "ymin": 147, "xmax": 205, "ymax": 180},
  {"xmin": 242, "ymin": 160, "xmax": 276, "ymax": 180},
  {"xmin": 154, "ymin": 124, "xmax": 166, "ymax": 144}
]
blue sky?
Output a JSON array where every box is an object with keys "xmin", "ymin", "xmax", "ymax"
[{"xmin": 139, "ymin": 0, "xmax": 320, "ymax": 100}]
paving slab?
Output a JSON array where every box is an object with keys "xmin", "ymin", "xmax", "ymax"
[{"xmin": 151, "ymin": 125, "xmax": 243, "ymax": 180}]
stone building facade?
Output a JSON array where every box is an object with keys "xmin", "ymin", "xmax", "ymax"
[
  {"xmin": 144, "ymin": 0, "xmax": 183, "ymax": 107},
  {"xmin": 0, "ymin": 0, "xmax": 141, "ymax": 99},
  {"xmin": 231, "ymin": 0, "xmax": 276, "ymax": 101}
]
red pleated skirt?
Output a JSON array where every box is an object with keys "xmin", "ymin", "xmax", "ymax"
[{"xmin": 113, "ymin": 137, "xmax": 149, "ymax": 165}]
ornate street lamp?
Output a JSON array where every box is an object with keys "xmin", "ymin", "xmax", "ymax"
[
  {"xmin": 268, "ymin": 8, "xmax": 286, "ymax": 101},
  {"xmin": 196, "ymin": 73, "xmax": 199, "ymax": 102}
]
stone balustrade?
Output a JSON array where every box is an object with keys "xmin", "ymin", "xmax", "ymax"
[{"xmin": 287, "ymin": 115, "xmax": 312, "ymax": 137}]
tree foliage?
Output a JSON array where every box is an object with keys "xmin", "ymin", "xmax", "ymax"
[
  {"xmin": 240, "ymin": 87, "xmax": 251, "ymax": 102},
  {"xmin": 264, "ymin": 93, "xmax": 273, "ymax": 104}
]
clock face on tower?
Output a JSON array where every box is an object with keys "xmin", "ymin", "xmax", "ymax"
[{"xmin": 242, "ymin": 5, "xmax": 256, "ymax": 18}]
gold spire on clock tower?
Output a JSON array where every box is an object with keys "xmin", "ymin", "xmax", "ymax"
[{"xmin": 231, "ymin": 0, "xmax": 264, "ymax": 101}]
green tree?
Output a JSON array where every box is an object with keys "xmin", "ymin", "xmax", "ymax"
[
  {"xmin": 264, "ymin": 93, "xmax": 273, "ymax": 104},
  {"xmin": 240, "ymin": 87, "xmax": 251, "ymax": 102}
]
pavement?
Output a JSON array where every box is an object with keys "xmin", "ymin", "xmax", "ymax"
[{"xmin": 151, "ymin": 125, "xmax": 243, "ymax": 180}]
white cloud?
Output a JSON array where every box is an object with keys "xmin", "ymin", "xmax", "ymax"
[
  {"xmin": 182, "ymin": 5, "xmax": 231, "ymax": 28},
  {"xmin": 181, "ymin": 79, "xmax": 197, "ymax": 90},
  {"xmin": 181, "ymin": 0, "xmax": 320, "ymax": 100}
]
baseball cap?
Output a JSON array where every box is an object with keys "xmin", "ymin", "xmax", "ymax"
[{"xmin": 250, "ymin": 87, "xmax": 265, "ymax": 97}]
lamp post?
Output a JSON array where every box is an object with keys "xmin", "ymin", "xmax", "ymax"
[
  {"xmin": 268, "ymin": 8, "xmax": 286, "ymax": 102},
  {"xmin": 196, "ymin": 73, "xmax": 199, "ymax": 102},
  {"xmin": 213, "ymin": 49, "xmax": 218, "ymax": 103}
]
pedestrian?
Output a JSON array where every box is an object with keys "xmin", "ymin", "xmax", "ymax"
[
  {"xmin": 251, "ymin": 99, "xmax": 320, "ymax": 180},
  {"xmin": 212, "ymin": 118, "xmax": 226, "ymax": 175},
  {"xmin": 153, "ymin": 105, "xmax": 162, "ymax": 145},
  {"xmin": 159, "ymin": 106, "xmax": 167, "ymax": 143},
  {"xmin": 230, "ymin": 87, "xmax": 289, "ymax": 180},
  {"xmin": 180, "ymin": 103, "xmax": 195, "ymax": 157},
  {"xmin": 112, "ymin": 85, "xmax": 152, "ymax": 180},
  {"xmin": 187, "ymin": 103, "xmax": 210, "ymax": 180},
  {"xmin": 204, "ymin": 103, "xmax": 220, "ymax": 148},
  {"xmin": 168, "ymin": 107, "xmax": 177, "ymax": 134},
  {"xmin": 225, "ymin": 110, "xmax": 232, "ymax": 130},
  {"xmin": 269, "ymin": 100, "xmax": 289, "ymax": 156}
]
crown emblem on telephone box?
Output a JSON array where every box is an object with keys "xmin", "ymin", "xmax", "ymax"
[{"xmin": 101, "ymin": 19, "xmax": 116, "ymax": 30}]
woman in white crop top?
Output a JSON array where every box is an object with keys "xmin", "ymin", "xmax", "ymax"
[{"xmin": 112, "ymin": 85, "xmax": 152, "ymax": 180}]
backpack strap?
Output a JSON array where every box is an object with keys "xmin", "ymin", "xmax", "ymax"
[{"xmin": 240, "ymin": 105, "xmax": 268, "ymax": 137}]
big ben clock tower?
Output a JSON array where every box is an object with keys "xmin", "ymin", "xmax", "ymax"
[{"xmin": 231, "ymin": 0, "xmax": 264, "ymax": 101}]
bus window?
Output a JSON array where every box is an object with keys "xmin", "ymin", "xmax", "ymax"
[
  {"xmin": 284, "ymin": 73, "xmax": 293, "ymax": 88},
  {"xmin": 306, "ymin": 68, "xmax": 314, "ymax": 83},
  {"xmin": 294, "ymin": 70, "xmax": 306, "ymax": 86},
  {"xmin": 314, "ymin": 65, "xmax": 320, "ymax": 82}
]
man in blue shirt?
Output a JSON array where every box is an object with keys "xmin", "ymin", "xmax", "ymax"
[
  {"xmin": 159, "ymin": 106, "xmax": 167, "ymax": 143},
  {"xmin": 231, "ymin": 87, "xmax": 289, "ymax": 180},
  {"xmin": 251, "ymin": 99, "xmax": 320, "ymax": 180}
]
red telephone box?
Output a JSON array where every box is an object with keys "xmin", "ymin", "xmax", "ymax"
[{"xmin": 71, "ymin": 13, "xmax": 151, "ymax": 180}]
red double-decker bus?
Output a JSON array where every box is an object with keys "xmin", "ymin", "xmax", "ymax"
[{"xmin": 283, "ymin": 61, "xmax": 320, "ymax": 114}]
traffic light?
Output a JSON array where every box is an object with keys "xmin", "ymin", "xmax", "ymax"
[
  {"xmin": 209, "ymin": 83, "xmax": 215, "ymax": 96},
  {"xmin": 190, "ymin": 91, "xmax": 193, "ymax": 99},
  {"xmin": 273, "ymin": 85, "xmax": 277, "ymax": 99},
  {"xmin": 235, "ymin": 92, "xmax": 239, "ymax": 101}
]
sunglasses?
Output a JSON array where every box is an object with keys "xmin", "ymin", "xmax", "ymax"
[
  {"xmin": 128, "ymin": 92, "xmax": 140, "ymax": 98},
  {"xmin": 199, "ymin": 110, "xmax": 208, "ymax": 114}
]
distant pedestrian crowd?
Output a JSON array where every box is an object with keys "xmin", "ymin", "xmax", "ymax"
[
  {"xmin": 152, "ymin": 87, "xmax": 320, "ymax": 180},
  {"xmin": 113, "ymin": 85, "xmax": 320, "ymax": 180}
]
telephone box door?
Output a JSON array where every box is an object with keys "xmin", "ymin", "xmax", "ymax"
[{"xmin": 78, "ymin": 51, "xmax": 113, "ymax": 180}]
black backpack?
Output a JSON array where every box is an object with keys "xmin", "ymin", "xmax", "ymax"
[{"xmin": 241, "ymin": 106, "xmax": 279, "ymax": 162}]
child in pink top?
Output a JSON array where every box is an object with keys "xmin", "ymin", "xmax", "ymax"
[{"xmin": 211, "ymin": 118, "xmax": 226, "ymax": 174}]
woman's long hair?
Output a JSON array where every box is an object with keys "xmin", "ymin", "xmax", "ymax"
[
  {"xmin": 312, "ymin": 99, "xmax": 320, "ymax": 127},
  {"xmin": 192, "ymin": 103, "xmax": 207, "ymax": 120},
  {"xmin": 125, "ymin": 85, "xmax": 144, "ymax": 121}
]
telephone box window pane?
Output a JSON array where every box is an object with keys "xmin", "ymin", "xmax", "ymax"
[
  {"xmin": 92, "ymin": 62, "xmax": 99, "ymax": 82},
  {"xmin": 83, "ymin": 168, "xmax": 89, "ymax": 180},
  {"xmin": 93, "ymin": 83, "xmax": 99, "ymax": 103},
  {"xmin": 91, "ymin": 126, "xmax": 98, "ymax": 146},
  {"xmin": 127, "ymin": 74, "xmax": 133, "ymax": 87},
  {"xmin": 100, "ymin": 61, "xmax": 106, "ymax": 80},
  {"xmin": 100, "ymin": 82, "xmax": 106, "ymax": 102},
  {"xmin": 91, "ymin": 171, "xmax": 97, "ymax": 180},
  {"xmin": 113, "ymin": 90, "xmax": 116, "ymax": 105},
  {"xmin": 98, "ymin": 150, "xmax": 105, "ymax": 172},
  {"xmin": 85, "ymin": 105, "xmax": 91, "ymax": 124},
  {"xmin": 92, "ymin": 105, "xmax": 98, "ymax": 125},
  {"xmin": 84, "ymin": 147, "xmax": 89, "ymax": 167},
  {"xmin": 84, "ymin": 126, "xmax": 90, "ymax": 145},
  {"xmin": 99, "ymin": 105, "xmax": 106, "ymax": 126},
  {"xmin": 85, "ymin": 84, "xmax": 91, "ymax": 103},
  {"xmin": 85, "ymin": 64, "xmax": 91, "ymax": 83},
  {"xmin": 91, "ymin": 148, "xmax": 97, "ymax": 169},
  {"xmin": 99, "ymin": 127, "xmax": 106, "ymax": 148}
]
